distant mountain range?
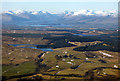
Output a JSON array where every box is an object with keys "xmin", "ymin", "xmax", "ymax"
[
  {"xmin": 2, "ymin": 9, "xmax": 117, "ymax": 16},
  {"xmin": 1, "ymin": 10, "xmax": 118, "ymax": 29}
]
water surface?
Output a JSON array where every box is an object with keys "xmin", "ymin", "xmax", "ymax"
[
  {"xmin": 74, "ymin": 34, "xmax": 96, "ymax": 36},
  {"xmin": 8, "ymin": 44, "xmax": 53, "ymax": 52}
]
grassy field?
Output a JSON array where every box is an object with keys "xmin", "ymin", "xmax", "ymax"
[
  {"xmin": 41, "ymin": 46, "xmax": 118, "ymax": 77},
  {"xmin": 2, "ymin": 31, "xmax": 119, "ymax": 81},
  {"xmin": 3, "ymin": 61, "xmax": 37, "ymax": 77}
]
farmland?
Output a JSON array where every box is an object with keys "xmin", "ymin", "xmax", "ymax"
[{"xmin": 2, "ymin": 29, "xmax": 120, "ymax": 81}]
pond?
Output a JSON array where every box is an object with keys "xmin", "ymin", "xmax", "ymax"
[
  {"xmin": 37, "ymin": 48, "xmax": 53, "ymax": 51},
  {"xmin": 8, "ymin": 44, "xmax": 53, "ymax": 52}
]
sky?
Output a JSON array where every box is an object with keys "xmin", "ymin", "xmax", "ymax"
[
  {"xmin": 1, "ymin": 2, "xmax": 118, "ymax": 13},
  {"xmin": 1, "ymin": 0, "xmax": 119, "ymax": 2}
]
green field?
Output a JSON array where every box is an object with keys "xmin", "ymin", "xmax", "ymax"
[
  {"xmin": 2, "ymin": 31, "xmax": 120, "ymax": 81},
  {"xmin": 3, "ymin": 61, "xmax": 37, "ymax": 77}
]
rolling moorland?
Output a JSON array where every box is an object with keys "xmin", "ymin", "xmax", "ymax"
[{"xmin": 2, "ymin": 27, "xmax": 120, "ymax": 81}]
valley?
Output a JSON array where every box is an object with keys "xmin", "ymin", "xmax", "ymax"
[
  {"xmin": 1, "ymin": 1, "xmax": 119, "ymax": 81},
  {"xmin": 2, "ymin": 28, "xmax": 120, "ymax": 81}
]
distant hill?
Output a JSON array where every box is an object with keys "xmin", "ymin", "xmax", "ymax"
[{"xmin": 1, "ymin": 10, "xmax": 118, "ymax": 29}]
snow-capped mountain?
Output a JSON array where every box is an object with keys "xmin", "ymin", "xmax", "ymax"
[
  {"xmin": 1, "ymin": 9, "xmax": 118, "ymax": 29},
  {"xmin": 2, "ymin": 9, "xmax": 117, "ymax": 16},
  {"xmin": 4, "ymin": 11, "xmax": 15, "ymax": 14},
  {"xmin": 68, "ymin": 9, "xmax": 117, "ymax": 17}
]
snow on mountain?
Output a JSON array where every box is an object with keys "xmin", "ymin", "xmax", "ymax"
[
  {"xmin": 62, "ymin": 9, "xmax": 117, "ymax": 16},
  {"xmin": 3, "ymin": 10, "xmax": 28, "ymax": 14},
  {"xmin": 31, "ymin": 11, "xmax": 38, "ymax": 15},
  {"xmin": 86, "ymin": 10, "xmax": 94, "ymax": 16},
  {"xmin": 73, "ymin": 9, "xmax": 117, "ymax": 17},
  {"xmin": 63, "ymin": 11, "xmax": 74, "ymax": 15},
  {"xmin": 3, "ymin": 11, "xmax": 14, "ymax": 14},
  {"xmin": 109, "ymin": 10, "xmax": 117, "ymax": 17},
  {"xmin": 2, "ymin": 9, "xmax": 117, "ymax": 17},
  {"xmin": 2, "ymin": 9, "xmax": 117, "ymax": 29},
  {"xmin": 42, "ymin": 11, "xmax": 47, "ymax": 14},
  {"xmin": 73, "ymin": 9, "xmax": 96, "ymax": 16},
  {"xmin": 14, "ymin": 10, "xmax": 26, "ymax": 14},
  {"xmin": 31, "ymin": 11, "xmax": 49, "ymax": 15},
  {"xmin": 94, "ymin": 10, "xmax": 108, "ymax": 16},
  {"xmin": 73, "ymin": 9, "xmax": 89, "ymax": 15}
]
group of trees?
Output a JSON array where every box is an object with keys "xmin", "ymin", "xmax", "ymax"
[
  {"xmin": 3, "ymin": 30, "xmax": 119, "ymax": 51},
  {"xmin": 73, "ymin": 43, "xmax": 119, "ymax": 52},
  {"xmin": 55, "ymin": 54, "xmax": 79, "ymax": 60}
]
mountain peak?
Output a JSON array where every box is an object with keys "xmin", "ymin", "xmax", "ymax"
[
  {"xmin": 72, "ymin": 9, "xmax": 117, "ymax": 17},
  {"xmin": 3, "ymin": 11, "xmax": 14, "ymax": 14},
  {"xmin": 2, "ymin": 9, "xmax": 117, "ymax": 17},
  {"xmin": 15, "ymin": 10, "xmax": 27, "ymax": 14}
]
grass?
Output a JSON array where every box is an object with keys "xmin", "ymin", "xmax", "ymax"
[
  {"xmin": 41, "ymin": 45, "xmax": 118, "ymax": 77},
  {"xmin": 2, "ymin": 42, "xmax": 43, "ymax": 65},
  {"xmin": 2, "ymin": 65, "xmax": 13, "ymax": 72},
  {"xmin": 2, "ymin": 35, "xmax": 119, "ymax": 80},
  {"xmin": 103, "ymin": 69, "xmax": 119, "ymax": 76},
  {"xmin": 2, "ymin": 61, "xmax": 37, "ymax": 77}
]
